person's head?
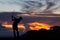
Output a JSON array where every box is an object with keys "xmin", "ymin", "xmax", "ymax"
[{"xmin": 19, "ymin": 17, "xmax": 23, "ymax": 20}]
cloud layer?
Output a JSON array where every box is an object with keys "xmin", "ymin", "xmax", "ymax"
[{"xmin": 0, "ymin": 0, "xmax": 60, "ymax": 13}]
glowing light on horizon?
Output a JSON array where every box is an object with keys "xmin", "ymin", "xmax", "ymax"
[
  {"xmin": 2, "ymin": 21, "xmax": 51, "ymax": 31},
  {"xmin": 2, "ymin": 21, "xmax": 26, "ymax": 31},
  {"xmin": 28, "ymin": 22, "xmax": 50, "ymax": 31},
  {"xmin": 53, "ymin": 11, "xmax": 60, "ymax": 14}
]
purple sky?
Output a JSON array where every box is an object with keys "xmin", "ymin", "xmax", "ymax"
[{"xmin": 0, "ymin": 12, "xmax": 60, "ymax": 26}]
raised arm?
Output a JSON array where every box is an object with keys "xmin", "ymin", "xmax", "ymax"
[{"xmin": 12, "ymin": 16, "xmax": 16, "ymax": 21}]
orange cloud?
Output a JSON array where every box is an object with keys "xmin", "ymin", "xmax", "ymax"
[
  {"xmin": 2, "ymin": 21, "xmax": 51, "ymax": 31},
  {"xmin": 27, "ymin": 22, "xmax": 50, "ymax": 31},
  {"xmin": 2, "ymin": 21, "xmax": 26, "ymax": 31}
]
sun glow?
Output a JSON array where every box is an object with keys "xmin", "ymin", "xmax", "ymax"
[
  {"xmin": 53, "ymin": 11, "xmax": 60, "ymax": 14},
  {"xmin": 2, "ymin": 21, "xmax": 51, "ymax": 31},
  {"xmin": 2, "ymin": 21, "xmax": 26, "ymax": 31},
  {"xmin": 28, "ymin": 22, "xmax": 50, "ymax": 31}
]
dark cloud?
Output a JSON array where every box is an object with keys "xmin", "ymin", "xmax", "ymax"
[
  {"xmin": 45, "ymin": 1, "xmax": 55, "ymax": 11},
  {"xmin": 21, "ymin": 0, "xmax": 60, "ymax": 14}
]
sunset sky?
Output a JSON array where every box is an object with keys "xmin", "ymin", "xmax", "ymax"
[{"xmin": 0, "ymin": 0, "xmax": 60, "ymax": 37}]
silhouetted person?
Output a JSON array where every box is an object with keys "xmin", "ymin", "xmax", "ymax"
[{"xmin": 12, "ymin": 16, "xmax": 23, "ymax": 38}]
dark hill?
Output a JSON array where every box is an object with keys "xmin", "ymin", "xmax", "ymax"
[
  {"xmin": 21, "ymin": 26, "xmax": 60, "ymax": 39},
  {"xmin": 0, "ymin": 26, "xmax": 60, "ymax": 40}
]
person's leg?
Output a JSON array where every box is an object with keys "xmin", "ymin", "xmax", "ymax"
[
  {"xmin": 13, "ymin": 30, "xmax": 16, "ymax": 38},
  {"xmin": 16, "ymin": 28, "xmax": 19, "ymax": 37}
]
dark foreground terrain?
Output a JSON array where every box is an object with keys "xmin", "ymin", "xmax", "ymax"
[{"xmin": 0, "ymin": 26, "xmax": 60, "ymax": 40}]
